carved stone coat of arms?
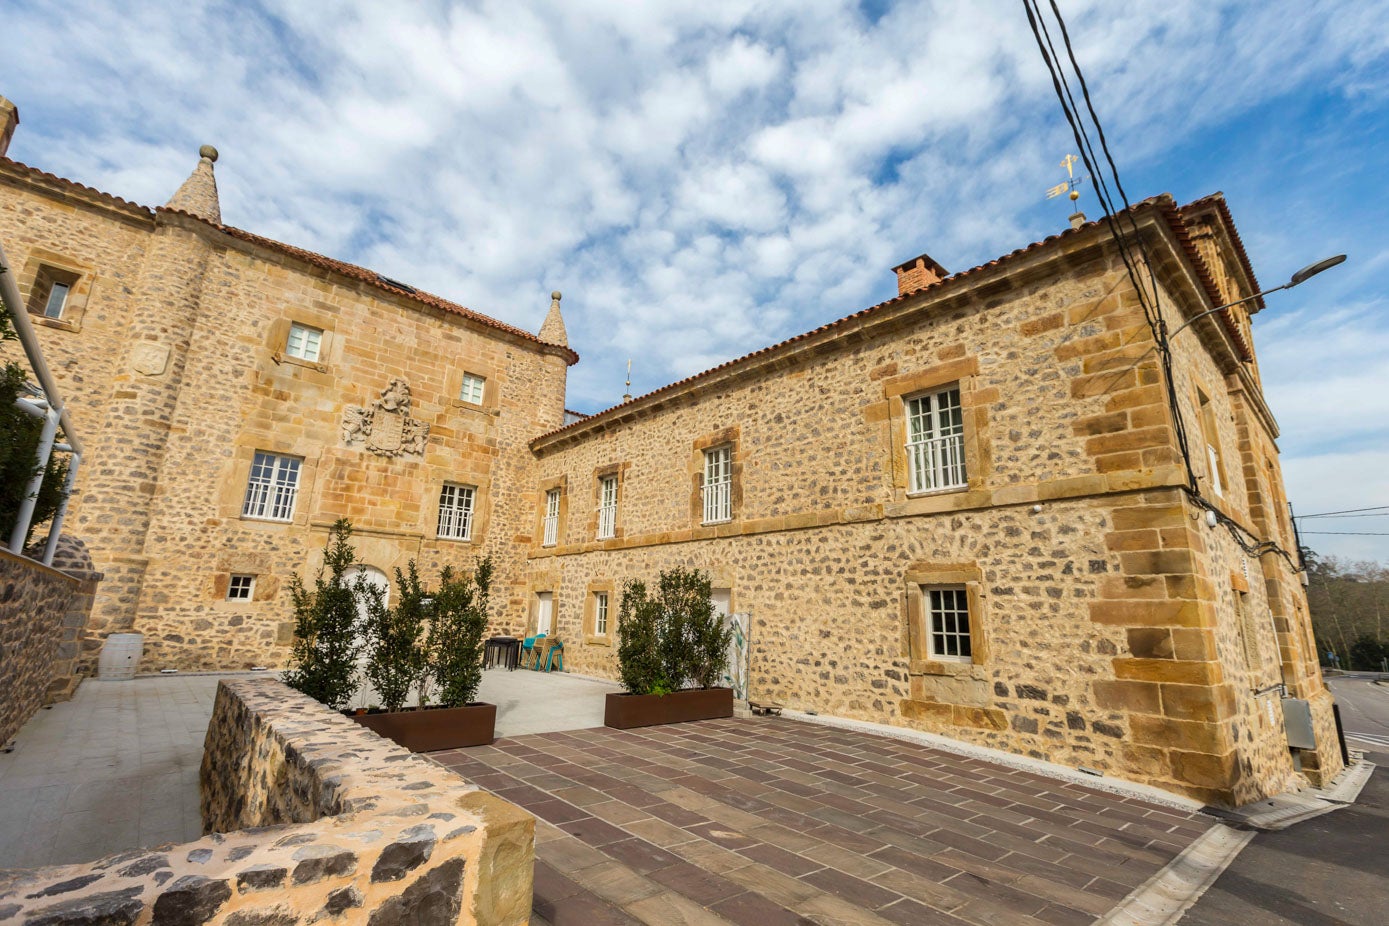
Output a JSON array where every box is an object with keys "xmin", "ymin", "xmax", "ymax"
[{"xmin": 342, "ymin": 378, "xmax": 430, "ymax": 457}]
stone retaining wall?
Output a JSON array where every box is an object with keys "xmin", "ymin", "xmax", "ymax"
[
  {"xmin": 0, "ymin": 547, "xmax": 79, "ymax": 745},
  {"xmin": 0, "ymin": 678, "xmax": 534, "ymax": 926}
]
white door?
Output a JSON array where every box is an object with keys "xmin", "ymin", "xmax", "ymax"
[
  {"xmin": 536, "ymin": 592, "xmax": 554, "ymax": 635},
  {"xmin": 711, "ymin": 588, "xmax": 731, "ymax": 618},
  {"xmin": 346, "ymin": 565, "xmax": 390, "ymax": 707}
]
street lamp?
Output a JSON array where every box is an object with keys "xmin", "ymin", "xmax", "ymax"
[{"xmin": 1166, "ymin": 254, "xmax": 1346, "ymax": 341}]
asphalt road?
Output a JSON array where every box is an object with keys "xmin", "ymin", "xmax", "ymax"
[{"xmin": 1181, "ymin": 678, "xmax": 1389, "ymax": 925}]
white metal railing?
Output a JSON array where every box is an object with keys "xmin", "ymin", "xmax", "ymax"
[
  {"xmin": 703, "ymin": 479, "xmax": 731, "ymax": 523},
  {"xmin": 907, "ymin": 432, "xmax": 966, "ymax": 494},
  {"xmin": 597, "ymin": 477, "xmax": 617, "ymax": 539},
  {"xmin": 542, "ymin": 489, "xmax": 560, "ymax": 546},
  {"xmin": 0, "ymin": 238, "xmax": 83, "ymax": 565}
]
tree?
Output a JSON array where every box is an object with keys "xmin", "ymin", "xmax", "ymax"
[
  {"xmin": 283, "ymin": 519, "xmax": 362, "ymax": 709},
  {"xmin": 616, "ymin": 568, "xmax": 729, "ymax": 694},
  {"xmin": 0, "ymin": 312, "xmax": 68, "ymax": 546},
  {"xmin": 429, "ymin": 558, "xmax": 493, "ymax": 708},
  {"xmin": 360, "ymin": 561, "xmax": 430, "ymax": 712}
]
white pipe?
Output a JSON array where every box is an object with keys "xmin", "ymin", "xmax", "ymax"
[
  {"xmin": 9, "ymin": 408, "xmax": 59, "ymax": 553},
  {"xmin": 41, "ymin": 452, "xmax": 80, "ymax": 566}
]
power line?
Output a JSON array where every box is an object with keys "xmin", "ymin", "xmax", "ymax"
[
  {"xmin": 1300, "ymin": 531, "xmax": 1389, "ymax": 537},
  {"xmin": 1297, "ymin": 505, "xmax": 1389, "ymax": 519}
]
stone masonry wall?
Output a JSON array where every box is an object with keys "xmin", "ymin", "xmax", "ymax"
[
  {"xmin": 0, "ymin": 548, "xmax": 79, "ymax": 745},
  {"xmin": 0, "ymin": 678, "xmax": 534, "ymax": 926}
]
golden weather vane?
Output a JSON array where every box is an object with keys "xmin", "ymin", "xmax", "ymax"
[{"xmin": 1045, "ymin": 154, "xmax": 1085, "ymax": 207}]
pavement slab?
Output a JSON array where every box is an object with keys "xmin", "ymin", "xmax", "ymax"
[{"xmin": 434, "ymin": 715, "xmax": 1217, "ymax": 925}]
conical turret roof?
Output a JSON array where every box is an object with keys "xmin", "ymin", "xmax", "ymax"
[
  {"xmin": 539, "ymin": 290, "xmax": 568, "ymax": 347},
  {"xmin": 165, "ymin": 145, "xmax": 221, "ymax": 223}
]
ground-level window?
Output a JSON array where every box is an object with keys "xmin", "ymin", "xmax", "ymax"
[
  {"xmin": 924, "ymin": 586, "xmax": 971, "ymax": 662},
  {"xmin": 286, "ymin": 322, "xmax": 323, "ymax": 362},
  {"xmin": 227, "ymin": 574, "xmax": 255, "ymax": 601},
  {"xmin": 906, "ymin": 386, "xmax": 965, "ymax": 493},
  {"xmin": 437, "ymin": 483, "xmax": 475, "ymax": 541},
  {"xmin": 459, "ymin": 372, "xmax": 486, "ymax": 405},
  {"xmin": 597, "ymin": 475, "xmax": 618, "ymax": 539},
  {"xmin": 242, "ymin": 451, "xmax": 301, "ymax": 521},
  {"xmin": 702, "ymin": 446, "xmax": 732, "ymax": 523},
  {"xmin": 594, "ymin": 591, "xmax": 609, "ymax": 636},
  {"xmin": 543, "ymin": 488, "xmax": 560, "ymax": 547}
]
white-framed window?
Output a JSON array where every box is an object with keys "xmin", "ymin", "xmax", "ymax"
[
  {"xmin": 597, "ymin": 475, "xmax": 618, "ymax": 540},
  {"xmin": 285, "ymin": 322, "xmax": 323, "ymax": 362},
  {"xmin": 594, "ymin": 591, "xmax": 609, "ymax": 636},
  {"xmin": 542, "ymin": 488, "xmax": 561, "ymax": 547},
  {"xmin": 227, "ymin": 574, "xmax": 256, "ymax": 601},
  {"xmin": 437, "ymin": 483, "xmax": 476, "ymax": 541},
  {"xmin": 924, "ymin": 586, "xmax": 972, "ymax": 662},
  {"xmin": 702, "ymin": 446, "xmax": 732, "ymax": 524},
  {"xmin": 241, "ymin": 451, "xmax": 301, "ymax": 522},
  {"xmin": 906, "ymin": 386, "xmax": 966, "ymax": 494},
  {"xmin": 44, "ymin": 281, "xmax": 71, "ymax": 319},
  {"xmin": 459, "ymin": 372, "xmax": 486, "ymax": 405}
]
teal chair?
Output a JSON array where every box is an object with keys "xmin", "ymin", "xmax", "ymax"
[
  {"xmin": 520, "ymin": 635, "xmax": 537, "ymax": 669},
  {"xmin": 542, "ymin": 640, "xmax": 564, "ymax": 673}
]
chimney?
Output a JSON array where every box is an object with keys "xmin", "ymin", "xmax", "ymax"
[
  {"xmin": 0, "ymin": 96, "xmax": 19, "ymax": 159},
  {"xmin": 891, "ymin": 253, "xmax": 948, "ymax": 296}
]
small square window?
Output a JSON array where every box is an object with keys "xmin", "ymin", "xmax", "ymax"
[
  {"xmin": 44, "ymin": 281, "xmax": 71, "ymax": 319},
  {"xmin": 242, "ymin": 451, "xmax": 301, "ymax": 521},
  {"xmin": 438, "ymin": 483, "xmax": 476, "ymax": 541},
  {"xmin": 27, "ymin": 264, "xmax": 81, "ymax": 321},
  {"xmin": 459, "ymin": 372, "xmax": 486, "ymax": 405},
  {"xmin": 285, "ymin": 323, "xmax": 323, "ymax": 362},
  {"xmin": 227, "ymin": 574, "xmax": 255, "ymax": 601},
  {"xmin": 925, "ymin": 586, "xmax": 972, "ymax": 662}
]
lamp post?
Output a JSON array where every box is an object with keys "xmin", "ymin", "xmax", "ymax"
[{"xmin": 1165, "ymin": 254, "xmax": 1346, "ymax": 342}]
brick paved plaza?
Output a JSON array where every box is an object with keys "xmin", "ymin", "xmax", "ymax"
[{"xmin": 435, "ymin": 717, "xmax": 1215, "ymax": 925}]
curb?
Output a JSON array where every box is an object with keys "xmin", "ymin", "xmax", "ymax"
[
  {"xmin": 1199, "ymin": 760, "xmax": 1377, "ymax": 831},
  {"xmin": 1094, "ymin": 824, "xmax": 1254, "ymax": 926}
]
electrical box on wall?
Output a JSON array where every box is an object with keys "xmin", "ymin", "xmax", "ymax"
[{"xmin": 1281, "ymin": 697, "xmax": 1317, "ymax": 749}]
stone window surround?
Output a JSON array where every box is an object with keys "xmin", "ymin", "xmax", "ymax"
[
  {"xmin": 535, "ymin": 475, "xmax": 569, "ymax": 552},
  {"xmin": 688, "ymin": 426, "xmax": 742, "ymax": 525},
  {"xmin": 447, "ymin": 361, "xmax": 501, "ymax": 415},
  {"xmin": 589, "ymin": 461, "xmax": 629, "ymax": 542},
  {"xmin": 881, "ymin": 355, "xmax": 984, "ymax": 502},
  {"xmin": 222, "ymin": 443, "xmax": 317, "ymax": 527},
  {"xmin": 268, "ymin": 312, "xmax": 335, "ymax": 373},
  {"xmin": 19, "ymin": 249, "xmax": 94, "ymax": 332},
  {"xmin": 902, "ymin": 562, "xmax": 990, "ymax": 679},
  {"xmin": 584, "ymin": 580, "xmax": 616, "ymax": 646}
]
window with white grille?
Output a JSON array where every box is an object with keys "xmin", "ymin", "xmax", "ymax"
[
  {"xmin": 227, "ymin": 574, "xmax": 255, "ymax": 601},
  {"xmin": 241, "ymin": 452, "xmax": 301, "ymax": 521},
  {"xmin": 459, "ymin": 372, "xmax": 486, "ymax": 405},
  {"xmin": 594, "ymin": 591, "xmax": 609, "ymax": 636},
  {"xmin": 597, "ymin": 475, "xmax": 618, "ymax": 539},
  {"xmin": 542, "ymin": 488, "xmax": 560, "ymax": 547},
  {"xmin": 925, "ymin": 586, "xmax": 972, "ymax": 662},
  {"xmin": 286, "ymin": 323, "xmax": 323, "ymax": 362},
  {"xmin": 437, "ymin": 483, "xmax": 475, "ymax": 541},
  {"xmin": 906, "ymin": 386, "xmax": 966, "ymax": 494},
  {"xmin": 702, "ymin": 446, "xmax": 732, "ymax": 523}
]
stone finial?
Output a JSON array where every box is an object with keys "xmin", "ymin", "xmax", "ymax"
[
  {"xmin": 538, "ymin": 290, "xmax": 568, "ymax": 347},
  {"xmin": 165, "ymin": 145, "xmax": 222, "ymax": 224},
  {"xmin": 0, "ymin": 95, "xmax": 19, "ymax": 159}
]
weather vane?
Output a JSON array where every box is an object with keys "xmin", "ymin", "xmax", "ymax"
[{"xmin": 1045, "ymin": 154, "xmax": 1085, "ymax": 209}]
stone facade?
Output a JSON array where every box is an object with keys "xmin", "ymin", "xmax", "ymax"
[
  {"xmin": 0, "ymin": 104, "xmax": 1341, "ymax": 806},
  {"xmin": 0, "ymin": 678, "xmax": 534, "ymax": 926},
  {"xmin": 0, "ymin": 548, "xmax": 81, "ymax": 744}
]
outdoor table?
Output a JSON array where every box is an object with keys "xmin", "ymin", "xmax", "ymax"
[{"xmin": 484, "ymin": 636, "xmax": 520, "ymax": 670}]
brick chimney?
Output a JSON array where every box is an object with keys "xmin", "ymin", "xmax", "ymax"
[
  {"xmin": 0, "ymin": 96, "xmax": 18, "ymax": 159},
  {"xmin": 891, "ymin": 252, "xmax": 948, "ymax": 296}
]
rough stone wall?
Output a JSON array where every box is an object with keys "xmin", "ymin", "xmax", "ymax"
[
  {"xmin": 0, "ymin": 678, "xmax": 534, "ymax": 926},
  {"xmin": 1, "ymin": 165, "xmax": 568, "ymax": 673},
  {"xmin": 0, "ymin": 548, "xmax": 78, "ymax": 744}
]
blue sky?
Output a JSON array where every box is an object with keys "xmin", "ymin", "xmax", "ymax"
[{"xmin": 2, "ymin": 0, "xmax": 1386, "ymax": 561}]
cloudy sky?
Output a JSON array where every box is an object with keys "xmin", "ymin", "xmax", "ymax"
[{"xmin": 3, "ymin": 0, "xmax": 1386, "ymax": 561}]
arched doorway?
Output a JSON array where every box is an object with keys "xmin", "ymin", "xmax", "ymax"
[{"xmin": 345, "ymin": 565, "xmax": 389, "ymax": 708}]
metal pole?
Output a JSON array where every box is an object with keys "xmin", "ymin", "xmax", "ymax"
[
  {"xmin": 9, "ymin": 407, "xmax": 59, "ymax": 553},
  {"xmin": 41, "ymin": 452, "xmax": 79, "ymax": 566}
]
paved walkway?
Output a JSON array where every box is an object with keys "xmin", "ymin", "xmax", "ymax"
[
  {"xmin": 434, "ymin": 717, "xmax": 1215, "ymax": 926},
  {"xmin": 0, "ymin": 675, "xmax": 231, "ymax": 869}
]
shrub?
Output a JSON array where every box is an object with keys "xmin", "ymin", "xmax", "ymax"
[
  {"xmin": 361, "ymin": 561, "xmax": 430, "ymax": 713},
  {"xmin": 284, "ymin": 519, "xmax": 362, "ymax": 709},
  {"xmin": 429, "ymin": 557, "xmax": 493, "ymax": 708},
  {"xmin": 0, "ymin": 314, "xmax": 69, "ymax": 547},
  {"xmin": 617, "ymin": 567, "xmax": 730, "ymax": 694}
]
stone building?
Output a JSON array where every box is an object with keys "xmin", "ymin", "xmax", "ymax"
[{"xmin": 0, "ymin": 95, "xmax": 1341, "ymax": 805}]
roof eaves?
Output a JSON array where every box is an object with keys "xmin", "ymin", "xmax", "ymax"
[
  {"xmin": 1156, "ymin": 199, "xmax": 1254, "ymax": 362},
  {"xmin": 0, "ymin": 156, "xmax": 154, "ymax": 218}
]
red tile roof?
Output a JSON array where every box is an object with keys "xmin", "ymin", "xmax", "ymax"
[
  {"xmin": 1, "ymin": 156, "xmax": 575, "ymax": 362},
  {"xmin": 533, "ymin": 193, "xmax": 1254, "ymax": 447}
]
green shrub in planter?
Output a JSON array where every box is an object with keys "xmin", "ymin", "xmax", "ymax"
[
  {"xmin": 429, "ymin": 557, "xmax": 493, "ymax": 708},
  {"xmin": 360, "ymin": 561, "xmax": 430, "ymax": 713},
  {"xmin": 284, "ymin": 519, "xmax": 363, "ymax": 709},
  {"xmin": 617, "ymin": 567, "xmax": 730, "ymax": 694},
  {"xmin": 617, "ymin": 579, "xmax": 662, "ymax": 695}
]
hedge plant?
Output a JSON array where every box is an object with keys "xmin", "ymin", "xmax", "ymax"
[
  {"xmin": 284, "ymin": 519, "xmax": 363, "ymax": 709},
  {"xmin": 617, "ymin": 567, "xmax": 730, "ymax": 695},
  {"xmin": 0, "ymin": 312, "xmax": 69, "ymax": 546}
]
